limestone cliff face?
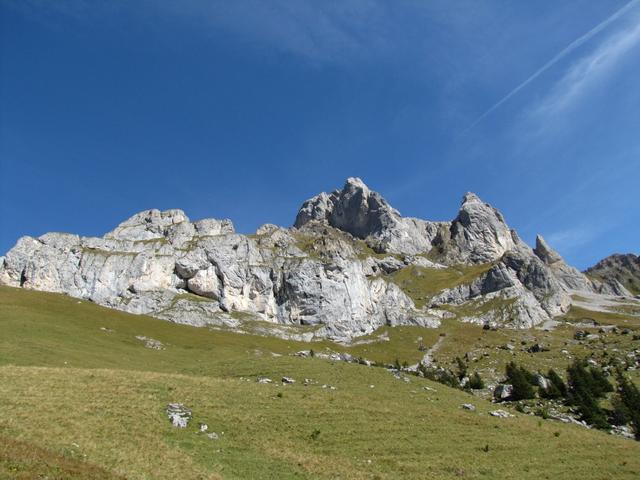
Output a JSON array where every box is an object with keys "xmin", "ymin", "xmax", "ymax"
[
  {"xmin": 0, "ymin": 205, "xmax": 438, "ymax": 342},
  {"xmin": 0, "ymin": 178, "xmax": 620, "ymax": 340}
]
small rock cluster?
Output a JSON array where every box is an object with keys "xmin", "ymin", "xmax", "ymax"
[
  {"xmin": 165, "ymin": 404, "xmax": 221, "ymax": 441},
  {"xmin": 489, "ymin": 410, "xmax": 514, "ymax": 418},
  {"xmin": 135, "ymin": 335, "xmax": 165, "ymax": 350},
  {"xmin": 166, "ymin": 403, "xmax": 191, "ymax": 428}
]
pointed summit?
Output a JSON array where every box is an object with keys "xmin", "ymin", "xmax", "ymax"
[
  {"xmin": 446, "ymin": 192, "xmax": 515, "ymax": 263},
  {"xmin": 461, "ymin": 192, "xmax": 482, "ymax": 205},
  {"xmin": 534, "ymin": 235, "xmax": 563, "ymax": 265},
  {"xmin": 344, "ymin": 176, "xmax": 368, "ymax": 190},
  {"xmin": 533, "ymin": 234, "xmax": 600, "ymax": 293},
  {"xmin": 294, "ymin": 177, "xmax": 400, "ymax": 238},
  {"xmin": 294, "ymin": 178, "xmax": 437, "ymax": 254}
]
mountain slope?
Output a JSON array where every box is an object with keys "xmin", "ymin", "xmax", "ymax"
[{"xmin": 1, "ymin": 286, "xmax": 639, "ymax": 480}]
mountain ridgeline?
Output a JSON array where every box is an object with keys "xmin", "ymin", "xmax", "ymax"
[{"xmin": 0, "ymin": 178, "xmax": 633, "ymax": 341}]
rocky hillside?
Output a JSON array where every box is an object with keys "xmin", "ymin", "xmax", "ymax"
[
  {"xmin": 0, "ymin": 178, "xmax": 630, "ymax": 341},
  {"xmin": 586, "ymin": 253, "xmax": 640, "ymax": 297}
]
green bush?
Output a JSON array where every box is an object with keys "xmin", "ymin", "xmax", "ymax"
[
  {"xmin": 468, "ymin": 372, "xmax": 485, "ymax": 390},
  {"xmin": 455, "ymin": 357, "xmax": 468, "ymax": 381},
  {"xmin": 419, "ymin": 364, "xmax": 459, "ymax": 389}
]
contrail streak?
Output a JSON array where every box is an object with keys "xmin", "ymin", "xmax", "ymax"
[{"xmin": 462, "ymin": 0, "xmax": 640, "ymax": 133}]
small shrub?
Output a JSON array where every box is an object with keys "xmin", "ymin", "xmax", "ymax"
[
  {"xmin": 534, "ymin": 406, "xmax": 550, "ymax": 420},
  {"xmin": 310, "ymin": 429, "xmax": 321, "ymax": 441},
  {"xmin": 468, "ymin": 372, "xmax": 485, "ymax": 390},
  {"xmin": 420, "ymin": 365, "xmax": 459, "ymax": 389},
  {"xmin": 455, "ymin": 357, "xmax": 468, "ymax": 381}
]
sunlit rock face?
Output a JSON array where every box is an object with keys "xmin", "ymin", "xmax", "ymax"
[{"xmin": 2, "ymin": 178, "xmax": 615, "ymax": 341}]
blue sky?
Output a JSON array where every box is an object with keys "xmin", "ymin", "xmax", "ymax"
[{"xmin": 1, "ymin": 0, "xmax": 638, "ymax": 269}]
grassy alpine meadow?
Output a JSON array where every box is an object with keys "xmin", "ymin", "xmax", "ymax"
[{"xmin": 1, "ymin": 285, "xmax": 640, "ymax": 479}]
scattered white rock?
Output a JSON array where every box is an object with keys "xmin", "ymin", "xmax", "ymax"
[
  {"xmin": 461, "ymin": 403, "xmax": 476, "ymax": 411},
  {"xmin": 257, "ymin": 377, "xmax": 273, "ymax": 384},
  {"xmin": 282, "ymin": 376, "xmax": 296, "ymax": 384},
  {"xmin": 166, "ymin": 403, "xmax": 191, "ymax": 428},
  {"xmin": 611, "ymin": 425, "xmax": 635, "ymax": 439},
  {"xmin": 135, "ymin": 335, "xmax": 165, "ymax": 350},
  {"xmin": 534, "ymin": 374, "xmax": 549, "ymax": 390},
  {"xmin": 489, "ymin": 409, "xmax": 514, "ymax": 418},
  {"xmin": 493, "ymin": 384, "xmax": 513, "ymax": 401}
]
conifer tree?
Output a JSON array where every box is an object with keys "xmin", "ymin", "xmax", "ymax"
[{"xmin": 505, "ymin": 362, "xmax": 534, "ymax": 400}]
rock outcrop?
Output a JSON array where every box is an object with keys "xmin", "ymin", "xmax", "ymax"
[
  {"xmin": 585, "ymin": 253, "xmax": 639, "ymax": 296},
  {"xmin": 0, "ymin": 206, "xmax": 438, "ymax": 342},
  {"xmin": 295, "ymin": 177, "xmax": 442, "ymax": 255},
  {"xmin": 533, "ymin": 235, "xmax": 596, "ymax": 292},
  {"xmin": 0, "ymin": 178, "xmax": 626, "ymax": 341},
  {"xmin": 434, "ymin": 192, "xmax": 516, "ymax": 264}
]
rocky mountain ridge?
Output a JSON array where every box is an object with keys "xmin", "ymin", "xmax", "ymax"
[
  {"xmin": 0, "ymin": 178, "xmax": 631, "ymax": 341},
  {"xmin": 585, "ymin": 253, "xmax": 639, "ymax": 297}
]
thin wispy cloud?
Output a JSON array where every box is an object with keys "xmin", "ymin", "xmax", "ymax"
[
  {"xmin": 462, "ymin": 0, "xmax": 640, "ymax": 133},
  {"xmin": 160, "ymin": 0, "xmax": 445, "ymax": 66},
  {"xmin": 532, "ymin": 18, "xmax": 640, "ymax": 120},
  {"xmin": 174, "ymin": 0, "xmax": 388, "ymax": 65},
  {"xmin": 8, "ymin": 0, "xmax": 493, "ymax": 68}
]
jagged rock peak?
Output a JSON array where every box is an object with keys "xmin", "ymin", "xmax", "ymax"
[
  {"xmin": 532, "ymin": 234, "xmax": 606, "ymax": 294},
  {"xmin": 534, "ymin": 235, "xmax": 564, "ymax": 265},
  {"xmin": 461, "ymin": 192, "xmax": 482, "ymax": 204},
  {"xmin": 344, "ymin": 176, "xmax": 368, "ymax": 190},
  {"xmin": 294, "ymin": 177, "xmax": 400, "ymax": 237},
  {"xmin": 294, "ymin": 178, "xmax": 439, "ymax": 255},
  {"xmin": 457, "ymin": 192, "xmax": 507, "ymax": 225},
  {"xmin": 445, "ymin": 192, "xmax": 516, "ymax": 264}
]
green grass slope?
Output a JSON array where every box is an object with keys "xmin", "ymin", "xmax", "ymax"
[{"xmin": 1, "ymin": 286, "xmax": 639, "ymax": 479}]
